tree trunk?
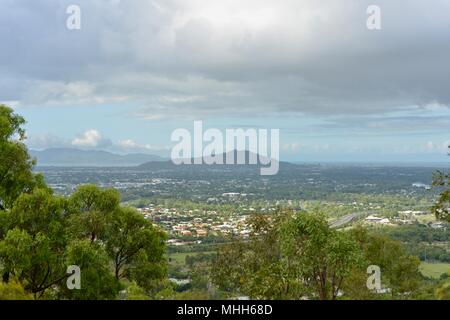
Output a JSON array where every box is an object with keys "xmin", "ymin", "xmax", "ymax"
[{"xmin": 2, "ymin": 271, "xmax": 9, "ymax": 283}]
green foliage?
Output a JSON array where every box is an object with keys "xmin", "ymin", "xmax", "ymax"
[
  {"xmin": 212, "ymin": 211, "xmax": 364, "ymax": 300},
  {"xmin": 0, "ymin": 104, "xmax": 47, "ymax": 211},
  {"xmin": 0, "ymin": 116, "xmax": 168, "ymax": 300},
  {"xmin": 125, "ymin": 282, "xmax": 150, "ymax": 300},
  {"xmin": 153, "ymin": 280, "xmax": 211, "ymax": 300},
  {"xmin": 105, "ymin": 207, "xmax": 167, "ymax": 284},
  {"xmin": 431, "ymin": 145, "xmax": 450, "ymax": 222},
  {"xmin": 380, "ymin": 223, "xmax": 449, "ymax": 243},
  {"xmin": 0, "ymin": 280, "xmax": 32, "ymax": 300},
  {"xmin": 212, "ymin": 213, "xmax": 302, "ymax": 299},
  {"xmin": 435, "ymin": 272, "xmax": 450, "ymax": 300},
  {"xmin": 170, "ymin": 290, "xmax": 211, "ymax": 300},
  {"xmin": 0, "ymin": 227, "xmax": 66, "ymax": 298},
  {"xmin": 340, "ymin": 268, "xmax": 378, "ymax": 300},
  {"xmin": 8, "ymin": 189, "xmax": 67, "ymax": 241},
  {"xmin": 350, "ymin": 226, "xmax": 422, "ymax": 298},
  {"xmin": 0, "ymin": 184, "xmax": 168, "ymax": 299},
  {"xmin": 278, "ymin": 211, "xmax": 364, "ymax": 300},
  {"xmin": 376, "ymin": 224, "xmax": 450, "ymax": 263},
  {"xmin": 212, "ymin": 212, "xmax": 426, "ymax": 300},
  {"xmin": 0, "ymin": 189, "xmax": 68, "ymax": 298},
  {"xmin": 59, "ymin": 239, "xmax": 120, "ymax": 300},
  {"xmin": 67, "ymin": 184, "xmax": 120, "ymax": 242}
]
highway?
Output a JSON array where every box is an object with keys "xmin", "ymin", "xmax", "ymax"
[{"xmin": 329, "ymin": 211, "xmax": 374, "ymax": 229}]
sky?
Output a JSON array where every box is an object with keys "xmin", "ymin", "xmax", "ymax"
[{"xmin": 1, "ymin": 0, "xmax": 449, "ymax": 163}]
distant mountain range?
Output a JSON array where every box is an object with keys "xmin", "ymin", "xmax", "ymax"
[
  {"xmin": 31, "ymin": 148, "xmax": 166, "ymax": 167},
  {"xmin": 138, "ymin": 150, "xmax": 292, "ymax": 171},
  {"xmin": 31, "ymin": 148, "xmax": 290, "ymax": 170}
]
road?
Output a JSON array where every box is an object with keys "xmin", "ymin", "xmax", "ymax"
[{"xmin": 329, "ymin": 211, "xmax": 376, "ymax": 229}]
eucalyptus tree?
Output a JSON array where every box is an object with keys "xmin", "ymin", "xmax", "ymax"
[
  {"xmin": 432, "ymin": 145, "xmax": 450, "ymax": 222},
  {"xmin": 0, "ymin": 104, "xmax": 46, "ymax": 211}
]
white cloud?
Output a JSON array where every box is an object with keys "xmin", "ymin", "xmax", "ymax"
[
  {"xmin": 26, "ymin": 134, "xmax": 70, "ymax": 150},
  {"xmin": 27, "ymin": 131, "xmax": 169, "ymax": 154},
  {"xmin": 117, "ymin": 139, "xmax": 139, "ymax": 149},
  {"xmin": 18, "ymin": 80, "xmax": 129, "ymax": 107},
  {"xmin": 72, "ymin": 129, "xmax": 111, "ymax": 148},
  {"xmin": 117, "ymin": 138, "xmax": 170, "ymax": 152},
  {"xmin": 0, "ymin": 100, "xmax": 20, "ymax": 109},
  {"xmin": 2, "ymin": 0, "xmax": 450, "ymax": 119}
]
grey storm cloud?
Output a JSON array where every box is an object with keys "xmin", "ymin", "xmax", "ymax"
[{"xmin": 1, "ymin": 0, "xmax": 450, "ymax": 118}]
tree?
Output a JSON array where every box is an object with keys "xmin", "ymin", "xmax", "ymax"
[
  {"xmin": 104, "ymin": 207, "xmax": 167, "ymax": 284},
  {"xmin": 340, "ymin": 268, "xmax": 378, "ymax": 300},
  {"xmin": 0, "ymin": 182, "xmax": 168, "ymax": 299},
  {"xmin": 350, "ymin": 226, "xmax": 422, "ymax": 299},
  {"xmin": 0, "ymin": 104, "xmax": 46, "ymax": 211},
  {"xmin": 0, "ymin": 189, "xmax": 68, "ymax": 298},
  {"xmin": 279, "ymin": 211, "xmax": 364, "ymax": 300},
  {"xmin": 65, "ymin": 185, "xmax": 167, "ymax": 295},
  {"xmin": 59, "ymin": 239, "xmax": 120, "ymax": 300},
  {"xmin": 211, "ymin": 213, "xmax": 307, "ymax": 299},
  {"xmin": 431, "ymin": 145, "xmax": 450, "ymax": 222},
  {"xmin": 212, "ymin": 211, "xmax": 364, "ymax": 300},
  {"xmin": 435, "ymin": 271, "xmax": 450, "ymax": 300},
  {"xmin": 0, "ymin": 107, "xmax": 169, "ymax": 299},
  {"xmin": 67, "ymin": 184, "xmax": 120, "ymax": 242}
]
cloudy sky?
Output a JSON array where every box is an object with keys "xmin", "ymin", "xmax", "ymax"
[{"xmin": 1, "ymin": 0, "xmax": 449, "ymax": 162}]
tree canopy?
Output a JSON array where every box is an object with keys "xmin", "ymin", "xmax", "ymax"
[
  {"xmin": 211, "ymin": 210, "xmax": 423, "ymax": 300},
  {"xmin": 0, "ymin": 104, "xmax": 167, "ymax": 299},
  {"xmin": 432, "ymin": 145, "xmax": 450, "ymax": 222},
  {"xmin": 0, "ymin": 104, "xmax": 46, "ymax": 211}
]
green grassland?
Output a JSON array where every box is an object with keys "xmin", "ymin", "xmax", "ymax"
[
  {"xmin": 169, "ymin": 251, "xmax": 215, "ymax": 266},
  {"xmin": 420, "ymin": 262, "xmax": 450, "ymax": 279}
]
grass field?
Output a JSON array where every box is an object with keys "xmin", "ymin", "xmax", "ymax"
[
  {"xmin": 169, "ymin": 251, "xmax": 216, "ymax": 265},
  {"xmin": 169, "ymin": 252, "xmax": 194, "ymax": 265},
  {"xmin": 419, "ymin": 262, "xmax": 450, "ymax": 279}
]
